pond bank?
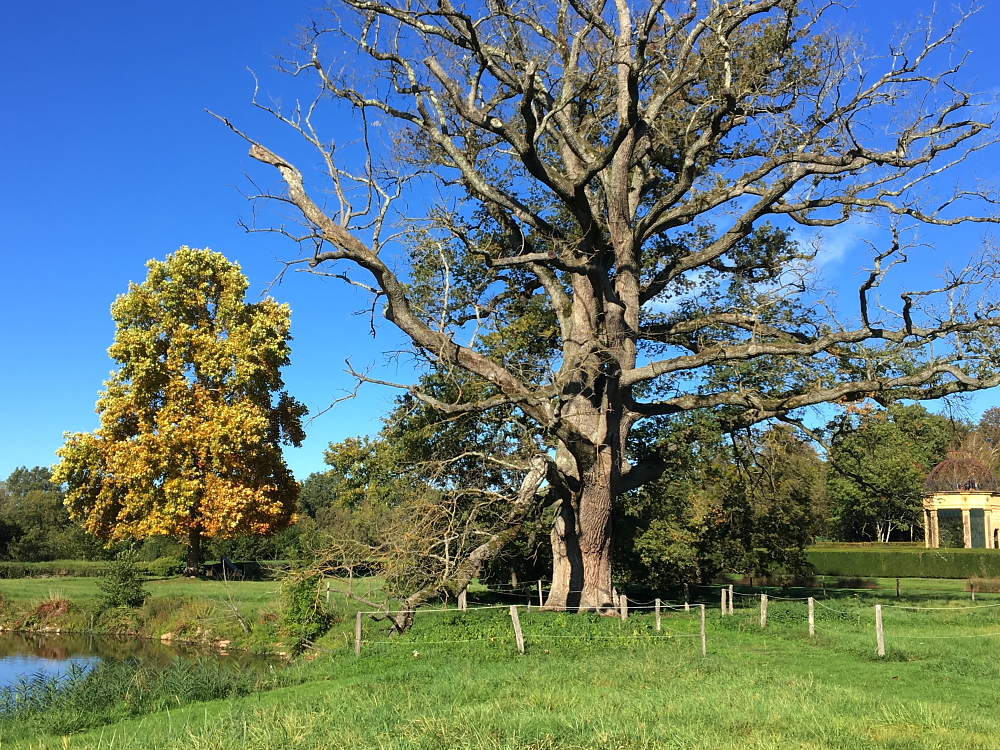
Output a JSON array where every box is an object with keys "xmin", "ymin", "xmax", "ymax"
[
  {"xmin": 0, "ymin": 630, "xmax": 278, "ymax": 694},
  {"xmin": 0, "ymin": 578, "xmax": 299, "ymax": 655}
]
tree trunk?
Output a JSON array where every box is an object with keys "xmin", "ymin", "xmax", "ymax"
[
  {"xmin": 185, "ymin": 527, "xmax": 201, "ymax": 576},
  {"xmin": 545, "ymin": 447, "xmax": 616, "ymax": 612},
  {"xmin": 546, "ymin": 498, "xmax": 584, "ymax": 610}
]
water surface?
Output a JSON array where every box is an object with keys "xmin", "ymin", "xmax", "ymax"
[{"xmin": 0, "ymin": 632, "xmax": 258, "ymax": 688}]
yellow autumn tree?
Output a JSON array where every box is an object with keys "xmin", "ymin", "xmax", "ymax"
[{"xmin": 54, "ymin": 247, "xmax": 307, "ymax": 574}]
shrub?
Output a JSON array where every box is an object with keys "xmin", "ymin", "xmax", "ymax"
[
  {"xmin": 280, "ymin": 573, "xmax": 336, "ymax": 646},
  {"xmin": 97, "ymin": 549, "xmax": 149, "ymax": 609},
  {"xmin": 142, "ymin": 556, "xmax": 185, "ymax": 578}
]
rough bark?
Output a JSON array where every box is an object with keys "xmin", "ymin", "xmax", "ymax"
[{"xmin": 546, "ymin": 497, "xmax": 584, "ymax": 611}]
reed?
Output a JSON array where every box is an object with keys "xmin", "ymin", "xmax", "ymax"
[{"xmin": 0, "ymin": 657, "xmax": 290, "ymax": 742}]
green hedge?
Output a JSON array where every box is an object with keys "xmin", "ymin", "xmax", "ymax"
[
  {"xmin": 0, "ymin": 561, "xmax": 115, "ymax": 579},
  {"xmin": 807, "ymin": 547, "xmax": 1000, "ymax": 579},
  {"xmin": 0, "ymin": 559, "xmax": 276, "ymax": 579}
]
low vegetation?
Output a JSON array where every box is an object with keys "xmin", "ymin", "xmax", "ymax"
[
  {"xmin": 0, "ymin": 657, "xmax": 299, "ymax": 742},
  {"xmin": 0, "ymin": 578, "xmax": 298, "ymax": 653},
  {"xmin": 2, "ymin": 583, "xmax": 1000, "ymax": 749}
]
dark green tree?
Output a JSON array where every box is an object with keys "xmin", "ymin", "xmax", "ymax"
[
  {"xmin": 827, "ymin": 404, "xmax": 954, "ymax": 542},
  {"xmin": 0, "ymin": 467, "xmax": 70, "ymax": 561},
  {"xmin": 619, "ymin": 417, "xmax": 823, "ymax": 587}
]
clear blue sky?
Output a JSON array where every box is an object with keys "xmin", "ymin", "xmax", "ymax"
[{"xmin": 1, "ymin": 0, "xmax": 999, "ymax": 483}]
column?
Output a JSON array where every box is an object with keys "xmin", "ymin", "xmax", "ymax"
[
  {"xmin": 931, "ymin": 509, "xmax": 940, "ymax": 549},
  {"xmin": 987, "ymin": 511, "xmax": 994, "ymax": 550},
  {"xmin": 924, "ymin": 509, "xmax": 930, "ymax": 548},
  {"xmin": 963, "ymin": 509, "xmax": 972, "ymax": 548}
]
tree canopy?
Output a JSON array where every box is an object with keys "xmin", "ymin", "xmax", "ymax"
[
  {"xmin": 53, "ymin": 248, "xmax": 307, "ymax": 574},
  {"xmin": 827, "ymin": 404, "xmax": 955, "ymax": 543},
  {"xmin": 225, "ymin": 0, "xmax": 1000, "ymax": 611}
]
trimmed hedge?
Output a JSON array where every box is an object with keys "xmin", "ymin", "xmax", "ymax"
[
  {"xmin": 0, "ymin": 561, "xmax": 114, "ymax": 579},
  {"xmin": 807, "ymin": 547, "xmax": 1000, "ymax": 579}
]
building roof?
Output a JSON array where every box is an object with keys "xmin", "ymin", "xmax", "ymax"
[{"xmin": 925, "ymin": 452, "xmax": 999, "ymax": 493}]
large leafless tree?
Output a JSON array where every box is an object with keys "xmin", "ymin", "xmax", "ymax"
[{"xmin": 221, "ymin": 0, "xmax": 1000, "ymax": 611}]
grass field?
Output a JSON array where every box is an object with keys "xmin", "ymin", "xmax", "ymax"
[
  {"xmin": 0, "ymin": 578, "xmax": 280, "ymax": 606},
  {"xmin": 4, "ymin": 581, "xmax": 1000, "ymax": 749}
]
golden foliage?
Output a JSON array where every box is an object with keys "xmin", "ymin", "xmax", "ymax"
[{"xmin": 54, "ymin": 247, "xmax": 306, "ymax": 543}]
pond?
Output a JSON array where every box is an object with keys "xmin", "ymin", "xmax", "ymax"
[{"xmin": 0, "ymin": 632, "xmax": 264, "ymax": 689}]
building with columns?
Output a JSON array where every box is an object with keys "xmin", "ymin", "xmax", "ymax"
[{"xmin": 923, "ymin": 452, "xmax": 1000, "ymax": 549}]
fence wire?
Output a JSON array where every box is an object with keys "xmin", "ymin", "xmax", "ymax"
[{"xmin": 347, "ymin": 581, "xmax": 1000, "ymax": 656}]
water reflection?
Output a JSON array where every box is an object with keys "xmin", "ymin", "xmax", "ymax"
[{"xmin": 0, "ymin": 632, "xmax": 263, "ymax": 688}]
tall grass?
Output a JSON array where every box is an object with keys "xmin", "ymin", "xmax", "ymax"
[{"xmin": 0, "ymin": 657, "xmax": 289, "ymax": 742}]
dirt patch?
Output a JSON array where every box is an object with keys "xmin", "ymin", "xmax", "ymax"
[{"xmin": 32, "ymin": 598, "xmax": 72, "ymax": 618}]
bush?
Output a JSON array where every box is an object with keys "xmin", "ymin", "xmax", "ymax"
[
  {"xmin": 280, "ymin": 573, "xmax": 336, "ymax": 646},
  {"xmin": 97, "ymin": 549, "xmax": 149, "ymax": 608},
  {"xmin": 141, "ymin": 556, "xmax": 185, "ymax": 578},
  {"xmin": 807, "ymin": 547, "xmax": 1000, "ymax": 578},
  {"xmin": 137, "ymin": 536, "xmax": 187, "ymax": 562}
]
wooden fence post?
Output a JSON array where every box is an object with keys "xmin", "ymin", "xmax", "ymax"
[
  {"xmin": 509, "ymin": 605, "xmax": 525, "ymax": 654},
  {"xmin": 896, "ymin": 578, "xmax": 900, "ymax": 598},
  {"xmin": 538, "ymin": 580, "xmax": 544, "ymax": 608},
  {"xmin": 875, "ymin": 604, "xmax": 885, "ymax": 657},
  {"xmin": 458, "ymin": 588, "xmax": 467, "ymax": 611},
  {"xmin": 655, "ymin": 598, "xmax": 661, "ymax": 632},
  {"xmin": 355, "ymin": 611, "xmax": 363, "ymax": 656},
  {"xmin": 684, "ymin": 583, "xmax": 690, "ymax": 612},
  {"xmin": 728, "ymin": 585, "xmax": 734, "ymax": 615},
  {"xmin": 760, "ymin": 594, "xmax": 768, "ymax": 628},
  {"xmin": 700, "ymin": 604, "xmax": 707, "ymax": 656},
  {"xmin": 721, "ymin": 588, "xmax": 727, "ymax": 616},
  {"xmin": 808, "ymin": 597, "xmax": 815, "ymax": 637},
  {"xmin": 620, "ymin": 594, "xmax": 628, "ymax": 621}
]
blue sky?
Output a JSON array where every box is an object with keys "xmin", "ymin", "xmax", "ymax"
[{"xmin": 2, "ymin": 0, "xmax": 999, "ymax": 483}]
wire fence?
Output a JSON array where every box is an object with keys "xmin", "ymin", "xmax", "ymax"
[{"xmin": 346, "ymin": 581, "xmax": 1000, "ymax": 660}]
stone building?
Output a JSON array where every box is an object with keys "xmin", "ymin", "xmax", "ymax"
[{"xmin": 923, "ymin": 452, "xmax": 1000, "ymax": 549}]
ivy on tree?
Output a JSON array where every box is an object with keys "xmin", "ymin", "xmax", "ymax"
[{"xmin": 54, "ymin": 248, "xmax": 307, "ymax": 575}]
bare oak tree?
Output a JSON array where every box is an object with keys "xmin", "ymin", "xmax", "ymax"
[{"xmin": 220, "ymin": 0, "xmax": 1000, "ymax": 611}]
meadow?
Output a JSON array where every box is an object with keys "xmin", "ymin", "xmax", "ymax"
[{"xmin": 2, "ymin": 576, "xmax": 1000, "ymax": 749}]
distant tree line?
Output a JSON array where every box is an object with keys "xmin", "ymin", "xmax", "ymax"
[
  {"xmin": 0, "ymin": 466, "xmax": 310, "ymax": 565},
  {"xmin": 289, "ymin": 402, "xmax": 999, "ymax": 590},
  {"xmin": 6, "ymin": 402, "xmax": 996, "ymax": 577}
]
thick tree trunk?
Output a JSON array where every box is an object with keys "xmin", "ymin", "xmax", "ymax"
[
  {"xmin": 575, "ymin": 451, "xmax": 616, "ymax": 611},
  {"xmin": 185, "ymin": 527, "xmax": 201, "ymax": 577},
  {"xmin": 545, "ymin": 447, "xmax": 617, "ymax": 612},
  {"xmin": 546, "ymin": 498, "xmax": 584, "ymax": 610}
]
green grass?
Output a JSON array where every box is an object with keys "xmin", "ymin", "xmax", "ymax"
[
  {"xmin": 7, "ymin": 587, "xmax": 1000, "ymax": 749},
  {"xmin": 0, "ymin": 657, "xmax": 296, "ymax": 741},
  {"xmin": 0, "ymin": 577, "xmax": 279, "ymax": 605}
]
